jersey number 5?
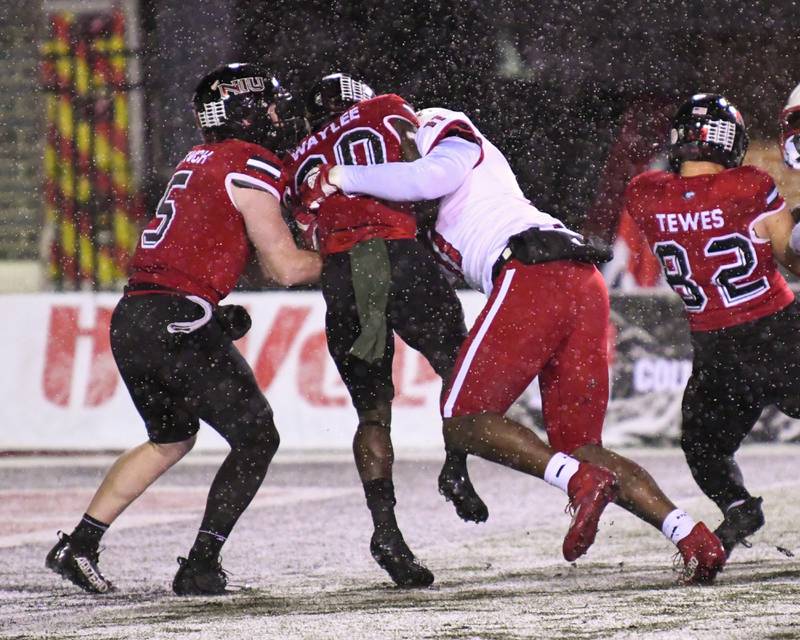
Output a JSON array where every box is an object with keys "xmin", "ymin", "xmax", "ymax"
[
  {"xmin": 141, "ymin": 170, "xmax": 192, "ymax": 249},
  {"xmin": 654, "ymin": 233, "xmax": 769, "ymax": 312}
]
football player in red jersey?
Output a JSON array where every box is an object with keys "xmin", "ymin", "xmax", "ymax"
[
  {"xmin": 624, "ymin": 93, "xmax": 800, "ymax": 558},
  {"xmin": 45, "ymin": 63, "xmax": 322, "ymax": 595},
  {"xmin": 282, "ymin": 74, "xmax": 485, "ymax": 588}
]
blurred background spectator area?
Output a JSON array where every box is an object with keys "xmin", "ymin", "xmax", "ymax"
[{"xmin": 1, "ymin": 0, "xmax": 798, "ymax": 292}]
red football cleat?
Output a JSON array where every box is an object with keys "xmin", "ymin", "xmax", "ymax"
[
  {"xmin": 562, "ymin": 463, "xmax": 619, "ymax": 562},
  {"xmin": 676, "ymin": 522, "xmax": 726, "ymax": 585}
]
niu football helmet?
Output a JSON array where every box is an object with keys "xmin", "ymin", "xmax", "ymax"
[
  {"xmin": 304, "ymin": 73, "xmax": 375, "ymax": 131},
  {"xmin": 192, "ymin": 62, "xmax": 304, "ymax": 153},
  {"xmin": 780, "ymin": 83, "xmax": 800, "ymax": 170},
  {"xmin": 668, "ymin": 93, "xmax": 749, "ymax": 171}
]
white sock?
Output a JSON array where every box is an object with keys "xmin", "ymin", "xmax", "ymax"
[
  {"xmin": 661, "ymin": 509, "xmax": 696, "ymax": 545},
  {"xmin": 543, "ymin": 452, "xmax": 581, "ymax": 494}
]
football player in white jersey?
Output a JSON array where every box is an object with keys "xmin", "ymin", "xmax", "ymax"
[{"xmin": 301, "ymin": 107, "xmax": 726, "ymax": 584}]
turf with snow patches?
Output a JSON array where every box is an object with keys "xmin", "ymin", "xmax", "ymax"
[{"xmin": 1, "ymin": 445, "xmax": 798, "ymax": 639}]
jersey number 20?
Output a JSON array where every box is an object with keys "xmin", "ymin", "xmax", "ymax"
[{"xmin": 294, "ymin": 128, "xmax": 387, "ymax": 195}]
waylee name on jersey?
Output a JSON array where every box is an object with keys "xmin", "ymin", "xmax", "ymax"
[
  {"xmin": 283, "ymin": 93, "xmax": 420, "ymax": 256},
  {"xmin": 289, "ymin": 106, "xmax": 362, "ymax": 161},
  {"xmin": 656, "ymin": 209, "xmax": 724, "ymax": 233}
]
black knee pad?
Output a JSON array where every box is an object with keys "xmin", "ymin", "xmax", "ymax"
[
  {"xmin": 680, "ymin": 431, "xmax": 703, "ymax": 467},
  {"xmin": 251, "ymin": 412, "xmax": 280, "ymax": 459},
  {"xmin": 680, "ymin": 423, "xmax": 717, "ymax": 457},
  {"xmin": 227, "ymin": 408, "xmax": 280, "ymax": 459}
]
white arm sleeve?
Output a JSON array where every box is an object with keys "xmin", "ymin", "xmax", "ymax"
[{"xmin": 336, "ymin": 137, "xmax": 481, "ymax": 201}]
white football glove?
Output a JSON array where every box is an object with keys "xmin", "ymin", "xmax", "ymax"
[{"xmin": 302, "ymin": 165, "xmax": 342, "ymax": 210}]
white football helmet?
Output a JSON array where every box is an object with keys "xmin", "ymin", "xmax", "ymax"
[{"xmin": 781, "ymin": 83, "xmax": 800, "ymax": 170}]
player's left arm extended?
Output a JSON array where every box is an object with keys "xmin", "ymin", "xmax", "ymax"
[
  {"xmin": 329, "ymin": 136, "xmax": 481, "ymax": 202},
  {"xmin": 755, "ymin": 206, "xmax": 800, "ymax": 276}
]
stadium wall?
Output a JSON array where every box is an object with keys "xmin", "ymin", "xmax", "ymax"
[{"xmin": 2, "ymin": 290, "xmax": 799, "ymax": 452}]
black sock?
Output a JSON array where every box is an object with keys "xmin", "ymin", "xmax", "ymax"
[
  {"xmin": 364, "ymin": 478, "xmax": 399, "ymax": 535},
  {"xmin": 186, "ymin": 431, "xmax": 275, "ymax": 565},
  {"xmin": 188, "ymin": 530, "xmax": 227, "ymax": 565},
  {"xmin": 443, "ymin": 449, "xmax": 468, "ymax": 475},
  {"xmin": 70, "ymin": 513, "xmax": 109, "ymax": 552},
  {"xmin": 687, "ymin": 453, "xmax": 750, "ymax": 511}
]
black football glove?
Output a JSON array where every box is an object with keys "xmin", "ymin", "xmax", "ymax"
[{"xmin": 215, "ymin": 304, "xmax": 252, "ymax": 341}]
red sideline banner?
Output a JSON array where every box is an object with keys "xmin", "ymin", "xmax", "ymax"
[{"xmin": 1, "ymin": 292, "xmax": 798, "ymax": 451}]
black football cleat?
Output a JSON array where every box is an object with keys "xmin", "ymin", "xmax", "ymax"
[
  {"xmin": 370, "ymin": 530, "xmax": 434, "ymax": 588},
  {"xmin": 438, "ymin": 462, "xmax": 489, "ymax": 524},
  {"xmin": 172, "ymin": 556, "xmax": 229, "ymax": 596},
  {"xmin": 45, "ymin": 532, "xmax": 114, "ymax": 594},
  {"xmin": 714, "ymin": 496, "xmax": 765, "ymax": 558}
]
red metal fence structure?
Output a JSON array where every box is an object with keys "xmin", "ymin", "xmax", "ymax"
[{"xmin": 40, "ymin": 2, "xmax": 142, "ymax": 290}]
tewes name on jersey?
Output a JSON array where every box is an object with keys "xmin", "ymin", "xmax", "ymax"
[{"xmin": 655, "ymin": 208, "xmax": 724, "ymax": 233}]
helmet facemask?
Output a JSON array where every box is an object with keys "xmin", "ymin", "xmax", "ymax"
[
  {"xmin": 304, "ymin": 73, "xmax": 375, "ymax": 132},
  {"xmin": 781, "ymin": 84, "xmax": 800, "ymax": 170},
  {"xmin": 668, "ymin": 94, "xmax": 748, "ymax": 172}
]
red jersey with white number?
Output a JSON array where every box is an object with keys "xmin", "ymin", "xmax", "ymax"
[
  {"xmin": 130, "ymin": 139, "xmax": 282, "ymax": 304},
  {"xmin": 282, "ymin": 94, "xmax": 419, "ymax": 255},
  {"xmin": 624, "ymin": 165, "xmax": 793, "ymax": 332}
]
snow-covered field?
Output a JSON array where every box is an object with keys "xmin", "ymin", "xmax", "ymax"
[{"xmin": 2, "ymin": 445, "xmax": 798, "ymax": 639}]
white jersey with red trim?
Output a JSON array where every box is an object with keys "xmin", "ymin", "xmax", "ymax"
[{"xmin": 416, "ymin": 108, "xmax": 563, "ymax": 294}]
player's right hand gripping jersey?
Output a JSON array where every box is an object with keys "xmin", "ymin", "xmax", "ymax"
[
  {"xmin": 283, "ymin": 94, "xmax": 419, "ymax": 255},
  {"xmin": 624, "ymin": 165, "xmax": 794, "ymax": 332},
  {"xmin": 130, "ymin": 139, "xmax": 283, "ymax": 304},
  {"xmin": 415, "ymin": 108, "xmax": 565, "ymax": 294}
]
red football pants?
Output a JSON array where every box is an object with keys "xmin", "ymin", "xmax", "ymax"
[{"xmin": 442, "ymin": 259, "xmax": 610, "ymax": 453}]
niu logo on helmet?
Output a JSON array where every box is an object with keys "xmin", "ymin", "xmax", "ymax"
[{"xmin": 211, "ymin": 76, "xmax": 265, "ymax": 99}]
